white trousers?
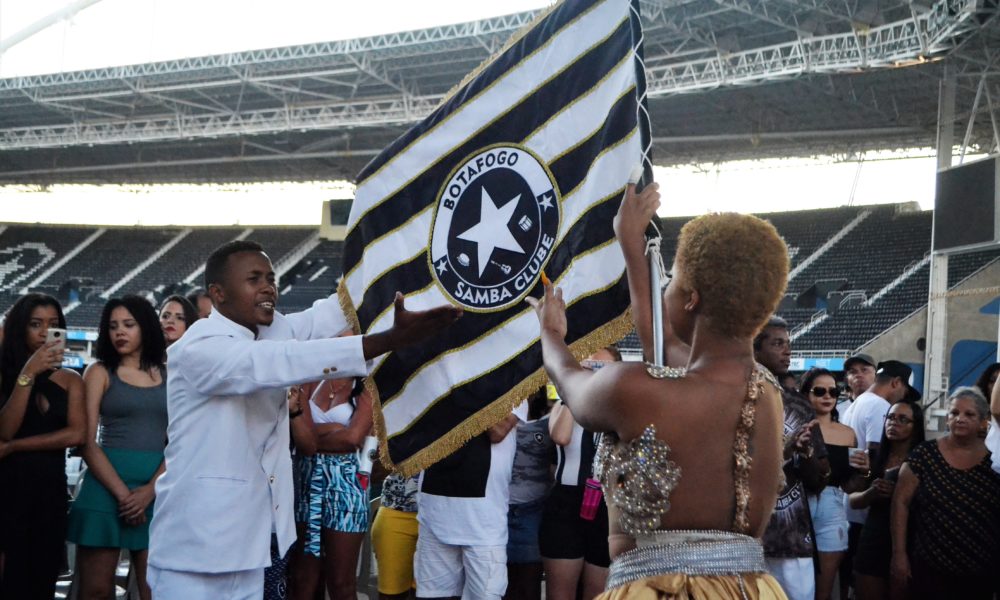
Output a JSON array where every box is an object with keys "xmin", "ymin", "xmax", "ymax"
[
  {"xmin": 765, "ymin": 556, "xmax": 815, "ymax": 600},
  {"xmin": 415, "ymin": 526, "xmax": 507, "ymax": 600},
  {"xmin": 148, "ymin": 564, "xmax": 264, "ymax": 600}
]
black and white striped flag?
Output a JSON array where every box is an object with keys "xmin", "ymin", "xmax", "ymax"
[{"xmin": 339, "ymin": 0, "xmax": 651, "ymax": 475}]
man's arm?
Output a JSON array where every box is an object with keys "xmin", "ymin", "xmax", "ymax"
[
  {"xmin": 863, "ymin": 400, "xmax": 889, "ymax": 458},
  {"xmin": 488, "ymin": 414, "xmax": 519, "ymax": 444},
  {"xmin": 285, "ymin": 289, "xmax": 462, "ymax": 360},
  {"xmin": 488, "ymin": 401, "xmax": 529, "ymax": 443},
  {"xmin": 179, "ymin": 334, "xmax": 369, "ymax": 397},
  {"xmin": 360, "ymin": 292, "xmax": 462, "ymax": 360}
]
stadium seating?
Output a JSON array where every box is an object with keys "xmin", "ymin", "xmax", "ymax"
[
  {"xmin": 278, "ymin": 239, "xmax": 345, "ymax": 314},
  {"xmin": 119, "ymin": 228, "xmax": 242, "ymax": 298},
  {"xmin": 0, "ymin": 203, "xmax": 996, "ymax": 357},
  {"xmin": 248, "ymin": 227, "xmax": 317, "ymax": 268}
]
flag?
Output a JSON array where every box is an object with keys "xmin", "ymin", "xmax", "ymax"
[{"xmin": 339, "ymin": 0, "xmax": 652, "ymax": 475}]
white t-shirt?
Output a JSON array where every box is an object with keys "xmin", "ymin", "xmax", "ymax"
[
  {"xmin": 417, "ymin": 401, "xmax": 529, "ymax": 546},
  {"xmin": 987, "ymin": 417, "xmax": 1000, "ymax": 475},
  {"xmin": 841, "ymin": 390, "xmax": 890, "ymax": 524}
]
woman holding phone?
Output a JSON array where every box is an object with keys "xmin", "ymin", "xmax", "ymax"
[
  {"xmin": 0, "ymin": 293, "xmax": 86, "ymax": 599},
  {"xmin": 849, "ymin": 400, "xmax": 924, "ymax": 600},
  {"xmin": 67, "ymin": 296, "xmax": 167, "ymax": 600}
]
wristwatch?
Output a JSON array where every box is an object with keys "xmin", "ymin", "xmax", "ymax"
[{"xmin": 16, "ymin": 374, "xmax": 33, "ymax": 387}]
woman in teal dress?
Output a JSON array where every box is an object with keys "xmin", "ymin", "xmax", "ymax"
[{"xmin": 67, "ymin": 295, "xmax": 167, "ymax": 600}]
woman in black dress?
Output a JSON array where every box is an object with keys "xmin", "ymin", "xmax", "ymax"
[
  {"xmin": 0, "ymin": 293, "xmax": 85, "ymax": 599},
  {"xmin": 849, "ymin": 399, "xmax": 924, "ymax": 600},
  {"xmin": 891, "ymin": 386, "xmax": 1000, "ymax": 600}
]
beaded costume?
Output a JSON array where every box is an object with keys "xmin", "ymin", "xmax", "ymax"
[{"xmin": 595, "ymin": 364, "xmax": 788, "ymax": 600}]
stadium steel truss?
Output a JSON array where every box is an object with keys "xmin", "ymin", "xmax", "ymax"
[{"xmin": 0, "ymin": 0, "xmax": 999, "ymax": 183}]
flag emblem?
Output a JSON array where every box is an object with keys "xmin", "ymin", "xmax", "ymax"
[
  {"xmin": 429, "ymin": 144, "xmax": 560, "ymax": 312},
  {"xmin": 341, "ymin": 0, "xmax": 651, "ymax": 475}
]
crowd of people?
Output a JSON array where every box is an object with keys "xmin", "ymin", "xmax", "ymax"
[{"xmin": 0, "ymin": 182, "xmax": 997, "ymax": 600}]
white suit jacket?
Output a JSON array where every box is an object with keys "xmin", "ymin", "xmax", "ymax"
[{"xmin": 148, "ymin": 296, "xmax": 369, "ymax": 573}]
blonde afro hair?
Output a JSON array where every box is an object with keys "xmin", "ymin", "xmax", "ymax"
[{"xmin": 674, "ymin": 213, "xmax": 789, "ymax": 339}]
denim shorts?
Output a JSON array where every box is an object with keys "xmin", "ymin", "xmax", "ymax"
[
  {"xmin": 506, "ymin": 498, "xmax": 545, "ymax": 564},
  {"xmin": 808, "ymin": 486, "xmax": 849, "ymax": 552}
]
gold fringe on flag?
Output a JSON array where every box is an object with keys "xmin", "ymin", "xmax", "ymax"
[{"xmin": 338, "ymin": 272, "xmax": 635, "ymax": 476}]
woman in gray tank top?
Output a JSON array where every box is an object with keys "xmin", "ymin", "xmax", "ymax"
[{"xmin": 67, "ymin": 295, "xmax": 168, "ymax": 600}]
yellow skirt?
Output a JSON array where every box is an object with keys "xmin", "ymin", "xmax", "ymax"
[{"xmin": 596, "ymin": 572, "xmax": 788, "ymax": 600}]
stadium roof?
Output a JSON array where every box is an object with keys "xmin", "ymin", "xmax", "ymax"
[{"xmin": 0, "ymin": 0, "xmax": 998, "ymax": 185}]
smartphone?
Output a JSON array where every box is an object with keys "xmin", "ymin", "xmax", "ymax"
[{"xmin": 46, "ymin": 328, "xmax": 67, "ymax": 351}]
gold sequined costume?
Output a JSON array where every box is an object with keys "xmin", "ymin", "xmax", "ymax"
[{"xmin": 595, "ymin": 365, "xmax": 788, "ymax": 600}]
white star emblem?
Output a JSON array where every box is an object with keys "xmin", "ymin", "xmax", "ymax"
[
  {"xmin": 435, "ymin": 259, "xmax": 448, "ymax": 275},
  {"xmin": 457, "ymin": 187, "xmax": 525, "ymax": 277},
  {"xmin": 538, "ymin": 192, "xmax": 554, "ymax": 212}
]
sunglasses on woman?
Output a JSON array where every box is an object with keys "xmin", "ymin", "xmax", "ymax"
[{"xmin": 809, "ymin": 386, "xmax": 839, "ymax": 398}]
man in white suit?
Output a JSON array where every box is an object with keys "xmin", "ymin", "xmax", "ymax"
[{"xmin": 147, "ymin": 240, "xmax": 461, "ymax": 599}]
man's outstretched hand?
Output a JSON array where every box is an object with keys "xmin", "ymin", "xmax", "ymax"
[{"xmin": 362, "ymin": 292, "xmax": 463, "ymax": 359}]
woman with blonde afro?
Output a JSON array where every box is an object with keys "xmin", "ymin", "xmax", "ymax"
[{"xmin": 529, "ymin": 180, "xmax": 791, "ymax": 599}]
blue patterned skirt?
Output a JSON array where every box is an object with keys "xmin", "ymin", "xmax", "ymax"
[{"xmin": 294, "ymin": 452, "xmax": 369, "ymax": 556}]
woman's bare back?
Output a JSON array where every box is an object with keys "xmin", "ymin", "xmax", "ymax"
[{"xmin": 600, "ymin": 361, "xmax": 784, "ymax": 557}]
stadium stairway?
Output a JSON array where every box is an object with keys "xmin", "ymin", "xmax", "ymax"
[
  {"xmin": 19, "ymin": 228, "xmax": 105, "ymax": 294},
  {"xmin": 100, "ymin": 229, "xmax": 193, "ymax": 300},
  {"xmin": 787, "ymin": 209, "xmax": 871, "ymax": 281},
  {"xmin": 863, "ymin": 253, "xmax": 931, "ymax": 307},
  {"xmin": 181, "ymin": 227, "xmax": 254, "ymax": 286}
]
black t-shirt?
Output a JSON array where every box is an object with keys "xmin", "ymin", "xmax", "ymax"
[{"xmin": 762, "ymin": 389, "xmax": 822, "ymax": 558}]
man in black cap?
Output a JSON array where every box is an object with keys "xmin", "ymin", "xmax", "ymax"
[
  {"xmin": 844, "ymin": 359, "xmax": 917, "ymax": 459},
  {"xmin": 844, "ymin": 353, "xmax": 876, "ymax": 402}
]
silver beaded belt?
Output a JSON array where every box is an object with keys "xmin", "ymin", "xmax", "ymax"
[{"xmin": 605, "ymin": 529, "xmax": 767, "ymax": 592}]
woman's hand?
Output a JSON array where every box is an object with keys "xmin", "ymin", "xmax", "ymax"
[
  {"xmin": 871, "ymin": 478, "xmax": 895, "ymax": 499},
  {"xmin": 119, "ymin": 484, "xmax": 155, "ymax": 523},
  {"xmin": 785, "ymin": 420, "xmax": 817, "ymax": 458},
  {"xmin": 526, "ymin": 284, "xmax": 567, "ymax": 340},
  {"xmin": 849, "ymin": 448, "xmax": 870, "ymax": 472},
  {"xmin": 287, "ymin": 385, "xmax": 303, "ymax": 415},
  {"xmin": 124, "ymin": 512, "xmax": 147, "ymax": 527},
  {"xmin": 613, "ymin": 182, "xmax": 661, "ymax": 254},
  {"xmin": 890, "ymin": 552, "xmax": 911, "ymax": 591},
  {"xmin": 21, "ymin": 341, "xmax": 64, "ymax": 379}
]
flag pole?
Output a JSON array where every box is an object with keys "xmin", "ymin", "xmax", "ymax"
[
  {"xmin": 628, "ymin": 0, "xmax": 664, "ymax": 368},
  {"xmin": 648, "ymin": 236, "xmax": 664, "ymax": 368}
]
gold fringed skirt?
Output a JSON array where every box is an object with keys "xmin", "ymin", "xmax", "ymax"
[
  {"xmin": 598, "ymin": 530, "xmax": 788, "ymax": 600},
  {"xmin": 596, "ymin": 572, "xmax": 788, "ymax": 600}
]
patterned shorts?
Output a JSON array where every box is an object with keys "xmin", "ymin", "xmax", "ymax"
[{"xmin": 294, "ymin": 453, "xmax": 369, "ymax": 556}]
